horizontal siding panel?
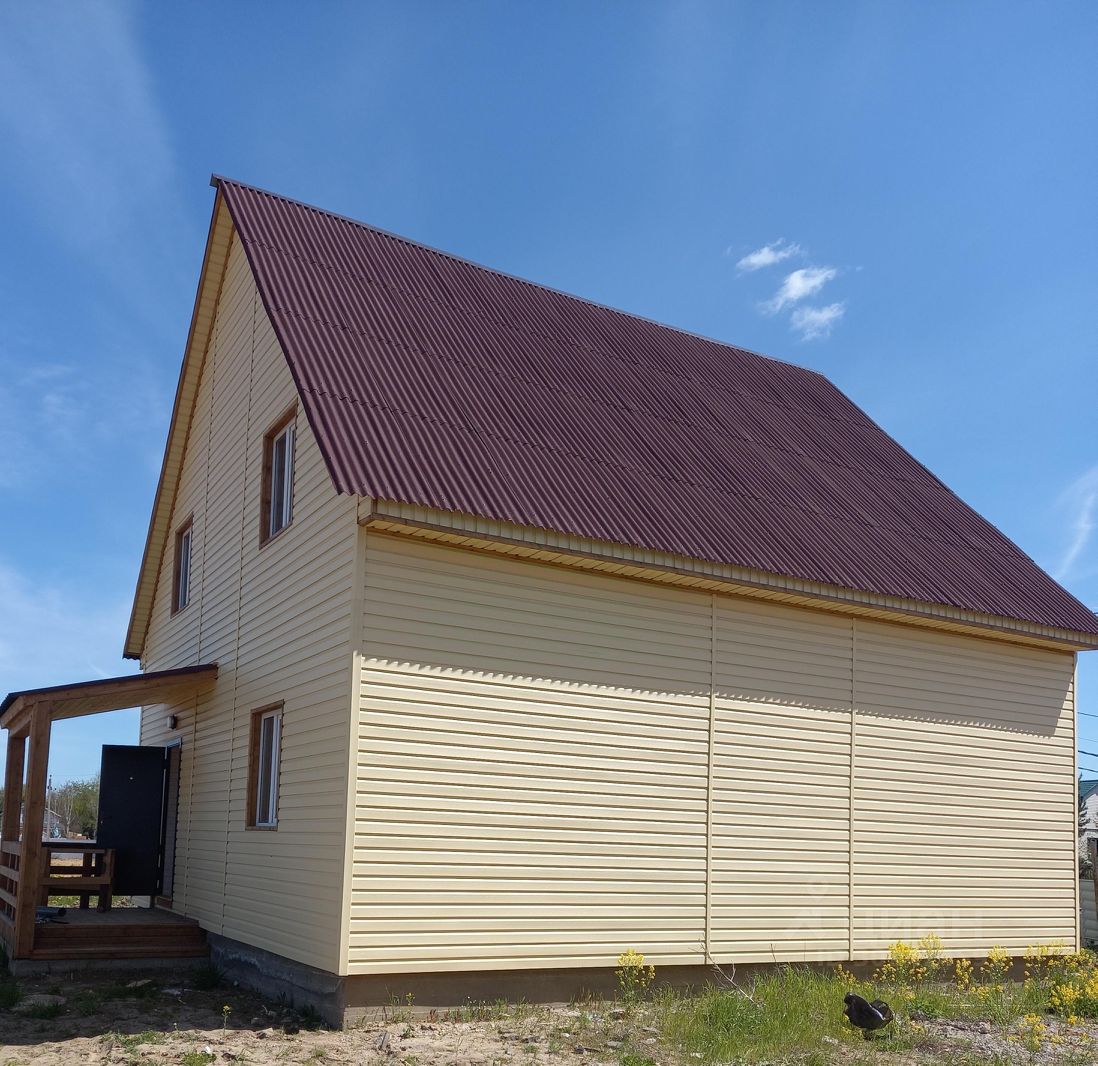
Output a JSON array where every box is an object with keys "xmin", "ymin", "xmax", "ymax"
[
  {"xmin": 352, "ymin": 539, "xmax": 1077, "ymax": 973},
  {"xmin": 711, "ymin": 591, "xmax": 853, "ymax": 964},
  {"xmin": 351, "ymin": 536, "xmax": 709, "ymax": 971},
  {"xmin": 853, "ymin": 618, "xmax": 1075, "ymax": 954}
]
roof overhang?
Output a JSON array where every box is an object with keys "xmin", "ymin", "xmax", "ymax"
[
  {"xmin": 0, "ymin": 664, "xmax": 218, "ymax": 735},
  {"xmin": 360, "ymin": 498, "xmax": 1098, "ymax": 653},
  {"xmin": 123, "ymin": 187, "xmax": 236, "ymax": 661}
]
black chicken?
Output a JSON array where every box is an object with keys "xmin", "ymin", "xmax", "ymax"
[{"xmin": 843, "ymin": 993, "xmax": 894, "ymax": 1033}]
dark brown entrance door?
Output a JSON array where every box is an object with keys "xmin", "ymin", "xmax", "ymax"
[{"xmin": 96, "ymin": 745, "xmax": 168, "ymax": 897}]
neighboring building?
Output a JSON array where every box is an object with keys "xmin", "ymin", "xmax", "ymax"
[
  {"xmin": 1081, "ymin": 780, "xmax": 1098, "ymax": 945},
  {"xmin": 1080, "ymin": 778, "xmax": 1098, "ymax": 857},
  {"xmin": 1080, "ymin": 778, "xmax": 1098, "ymax": 836},
  {"xmin": 3, "ymin": 178, "xmax": 1097, "ymax": 1022}
]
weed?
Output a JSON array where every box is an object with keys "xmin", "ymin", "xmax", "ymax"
[
  {"xmin": 112, "ymin": 1031, "xmax": 167, "ymax": 1052},
  {"xmin": 385, "ymin": 991, "xmax": 416, "ymax": 1024},
  {"xmin": 297, "ymin": 1002, "xmax": 325, "ymax": 1030},
  {"xmin": 981, "ymin": 945, "xmax": 1013, "ymax": 984},
  {"xmin": 661, "ymin": 966, "xmax": 859, "ymax": 1062},
  {"xmin": 616, "ymin": 949, "xmax": 655, "ymax": 1006},
  {"xmin": 179, "ymin": 1053, "xmax": 216, "ymax": 1066},
  {"xmin": 72, "ymin": 989, "xmax": 103, "ymax": 1016}
]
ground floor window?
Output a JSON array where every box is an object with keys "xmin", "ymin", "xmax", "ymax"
[{"xmin": 247, "ymin": 704, "xmax": 282, "ymax": 828}]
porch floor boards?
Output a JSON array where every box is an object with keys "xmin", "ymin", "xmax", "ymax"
[{"xmin": 32, "ymin": 905, "xmax": 208, "ymax": 960}]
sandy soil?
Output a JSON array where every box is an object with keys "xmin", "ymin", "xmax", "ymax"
[{"xmin": 4, "ymin": 970, "xmax": 1098, "ymax": 1065}]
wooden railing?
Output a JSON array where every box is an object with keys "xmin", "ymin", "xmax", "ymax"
[
  {"xmin": 39, "ymin": 843, "xmax": 115, "ymax": 911},
  {"xmin": 0, "ymin": 840, "xmax": 20, "ymax": 935}
]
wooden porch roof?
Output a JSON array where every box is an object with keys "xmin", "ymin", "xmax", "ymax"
[{"xmin": 0, "ymin": 664, "xmax": 218, "ymax": 733}]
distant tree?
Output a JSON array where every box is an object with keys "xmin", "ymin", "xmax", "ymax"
[
  {"xmin": 50, "ymin": 776, "xmax": 100, "ymax": 838},
  {"xmin": 1080, "ymin": 790, "xmax": 1095, "ymax": 877}
]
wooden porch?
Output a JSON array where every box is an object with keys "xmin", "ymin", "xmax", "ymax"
[
  {"xmin": 0, "ymin": 665, "xmax": 216, "ymax": 962},
  {"xmin": 32, "ymin": 903, "xmax": 207, "ymax": 961}
]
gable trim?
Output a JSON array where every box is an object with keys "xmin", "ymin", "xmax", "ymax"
[{"xmin": 123, "ymin": 192, "xmax": 236, "ymax": 660}]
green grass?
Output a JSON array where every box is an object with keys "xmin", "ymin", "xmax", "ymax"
[
  {"xmin": 179, "ymin": 1052, "xmax": 215, "ymax": 1066},
  {"xmin": 111, "ymin": 1030, "xmax": 167, "ymax": 1051},
  {"xmin": 659, "ymin": 968, "xmax": 875, "ymax": 1062},
  {"xmin": 647, "ymin": 964, "xmax": 1070, "ymax": 1064}
]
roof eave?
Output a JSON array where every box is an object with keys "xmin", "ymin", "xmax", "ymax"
[{"xmin": 360, "ymin": 498, "xmax": 1098, "ymax": 652}]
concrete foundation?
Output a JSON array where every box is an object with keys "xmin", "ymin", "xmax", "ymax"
[
  {"xmin": 9, "ymin": 954, "xmax": 201, "ymax": 978},
  {"xmin": 205, "ymin": 934, "xmax": 893, "ymax": 1029}
]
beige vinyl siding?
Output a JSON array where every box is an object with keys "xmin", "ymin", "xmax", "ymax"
[
  {"xmin": 852, "ymin": 620, "xmax": 1076, "ymax": 956},
  {"xmin": 711, "ymin": 600, "xmax": 853, "ymax": 962},
  {"xmin": 140, "ymin": 230, "xmax": 358, "ymax": 973},
  {"xmin": 351, "ymin": 534, "xmax": 712, "ymax": 972},
  {"xmin": 351, "ymin": 534, "xmax": 1077, "ymax": 974}
]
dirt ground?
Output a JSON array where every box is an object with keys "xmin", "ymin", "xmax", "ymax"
[{"xmin": 4, "ymin": 969, "xmax": 1098, "ymax": 1065}]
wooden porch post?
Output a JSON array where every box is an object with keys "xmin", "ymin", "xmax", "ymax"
[
  {"xmin": 0, "ymin": 732, "xmax": 25, "ymax": 845},
  {"xmin": 13, "ymin": 701, "xmax": 51, "ymax": 957}
]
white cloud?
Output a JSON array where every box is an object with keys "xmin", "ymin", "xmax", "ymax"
[
  {"xmin": 1053, "ymin": 466, "xmax": 1098, "ymax": 582},
  {"xmin": 764, "ymin": 266, "xmax": 838, "ymax": 314},
  {"xmin": 790, "ymin": 302, "xmax": 846, "ymax": 340},
  {"xmin": 733, "ymin": 239, "xmax": 803, "ymax": 273}
]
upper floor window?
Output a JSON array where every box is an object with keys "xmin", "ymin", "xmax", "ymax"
[
  {"xmin": 261, "ymin": 409, "xmax": 296, "ymax": 543},
  {"xmin": 171, "ymin": 518, "xmax": 193, "ymax": 614}
]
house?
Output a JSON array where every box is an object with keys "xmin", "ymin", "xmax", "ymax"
[
  {"xmin": 1080, "ymin": 778, "xmax": 1098, "ymax": 836},
  {"xmin": 2, "ymin": 177, "xmax": 1097, "ymax": 1023},
  {"xmin": 1080, "ymin": 780, "xmax": 1098, "ymax": 945}
]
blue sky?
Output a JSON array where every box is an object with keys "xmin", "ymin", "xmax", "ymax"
[{"xmin": 0, "ymin": 1, "xmax": 1095, "ymax": 783}]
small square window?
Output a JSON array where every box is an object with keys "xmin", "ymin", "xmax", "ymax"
[
  {"xmin": 247, "ymin": 705, "xmax": 282, "ymax": 829},
  {"xmin": 172, "ymin": 518, "xmax": 193, "ymax": 614},
  {"xmin": 261, "ymin": 410, "xmax": 296, "ymax": 544}
]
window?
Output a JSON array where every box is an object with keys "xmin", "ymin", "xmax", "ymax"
[
  {"xmin": 247, "ymin": 705, "xmax": 282, "ymax": 829},
  {"xmin": 171, "ymin": 518, "xmax": 193, "ymax": 614},
  {"xmin": 261, "ymin": 410, "xmax": 296, "ymax": 543}
]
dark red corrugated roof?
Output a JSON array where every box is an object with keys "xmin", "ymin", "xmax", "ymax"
[{"xmin": 216, "ymin": 177, "xmax": 1098, "ymax": 637}]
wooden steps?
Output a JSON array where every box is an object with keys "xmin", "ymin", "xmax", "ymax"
[{"xmin": 32, "ymin": 914, "xmax": 208, "ymax": 960}]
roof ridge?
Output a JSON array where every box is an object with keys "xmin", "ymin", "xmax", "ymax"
[
  {"xmin": 241, "ymin": 226, "xmax": 863, "ymax": 427},
  {"xmin": 210, "ymin": 174, "xmax": 830, "ymax": 382},
  {"xmin": 211, "ymin": 176, "xmax": 1098, "ymax": 638}
]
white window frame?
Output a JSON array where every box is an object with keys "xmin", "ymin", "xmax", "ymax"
[
  {"xmin": 253, "ymin": 707, "xmax": 282, "ymax": 829},
  {"xmin": 172, "ymin": 520, "xmax": 193, "ymax": 614},
  {"xmin": 266, "ymin": 420, "xmax": 295, "ymax": 541}
]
